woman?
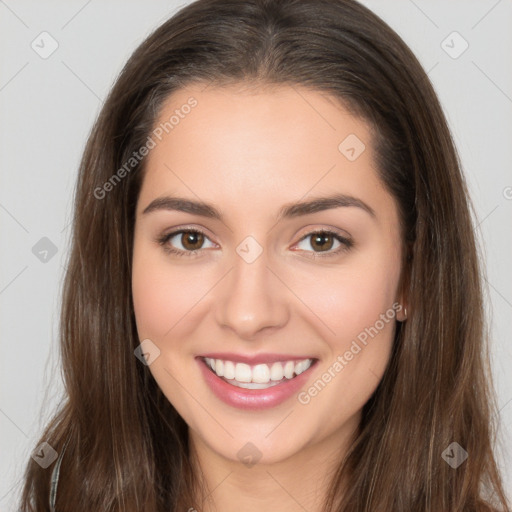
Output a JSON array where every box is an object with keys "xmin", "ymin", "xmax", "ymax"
[{"xmin": 19, "ymin": 0, "xmax": 510, "ymax": 510}]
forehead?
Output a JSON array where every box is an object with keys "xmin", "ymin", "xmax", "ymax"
[{"xmin": 137, "ymin": 83, "xmax": 391, "ymax": 220}]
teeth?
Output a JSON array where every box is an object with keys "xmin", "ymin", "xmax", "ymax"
[
  {"xmin": 270, "ymin": 362, "xmax": 284, "ymax": 381},
  {"xmin": 224, "ymin": 360, "xmax": 235, "ymax": 379},
  {"xmin": 226, "ymin": 379, "xmax": 283, "ymax": 390},
  {"xmin": 203, "ymin": 357, "xmax": 314, "ymax": 385},
  {"xmin": 284, "ymin": 361, "xmax": 295, "ymax": 379},
  {"xmin": 295, "ymin": 360, "xmax": 307, "ymax": 375},
  {"xmin": 235, "ymin": 363, "xmax": 252, "ymax": 382},
  {"xmin": 214, "ymin": 359, "xmax": 224, "ymax": 377},
  {"xmin": 252, "ymin": 364, "xmax": 270, "ymax": 383}
]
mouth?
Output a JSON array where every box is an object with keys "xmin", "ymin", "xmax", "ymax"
[{"xmin": 196, "ymin": 355, "xmax": 319, "ymax": 410}]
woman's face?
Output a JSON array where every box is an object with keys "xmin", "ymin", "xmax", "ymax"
[{"xmin": 132, "ymin": 83, "xmax": 405, "ymax": 465}]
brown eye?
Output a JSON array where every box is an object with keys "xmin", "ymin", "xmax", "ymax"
[
  {"xmin": 180, "ymin": 231, "xmax": 205, "ymax": 251},
  {"xmin": 310, "ymin": 232, "xmax": 335, "ymax": 252},
  {"xmin": 294, "ymin": 230, "xmax": 353, "ymax": 258},
  {"xmin": 157, "ymin": 229, "xmax": 215, "ymax": 257}
]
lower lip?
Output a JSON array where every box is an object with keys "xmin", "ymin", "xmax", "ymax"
[{"xmin": 196, "ymin": 357, "xmax": 317, "ymax": 410}]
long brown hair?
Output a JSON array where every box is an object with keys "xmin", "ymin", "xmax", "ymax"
[{"xmin": 19, "ymin": 0, "xmax": 510, "ymax": 510}]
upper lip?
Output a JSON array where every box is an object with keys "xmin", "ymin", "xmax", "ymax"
[{"xmin": 198, "ymin": 352, "xmax": 317, "ymax": 365}]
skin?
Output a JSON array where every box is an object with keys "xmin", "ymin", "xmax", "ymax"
[{"xmin": 131, "ymin": 82, "xmax": 406, "ymax": 512}]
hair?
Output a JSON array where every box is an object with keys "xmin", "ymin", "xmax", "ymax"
[{"xmin": 18, "ymin": 0, "xmax": 510, "ymax": 511}]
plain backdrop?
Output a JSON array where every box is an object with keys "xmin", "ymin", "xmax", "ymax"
[{"xmin": 1, "ymin": 0, "xmax": 511, "ymax": 509}]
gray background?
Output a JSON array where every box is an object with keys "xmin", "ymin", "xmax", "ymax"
[{"xmin": 1, "ymin": 0, "xmax": 511, "ymax": 509}]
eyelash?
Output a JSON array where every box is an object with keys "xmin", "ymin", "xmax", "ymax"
[{"xmin": 156, "ymin": 228, "xmax": 353, "ymax": 259}]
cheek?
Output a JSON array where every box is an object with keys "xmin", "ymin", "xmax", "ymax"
[
  {"xmin": 292, "ymin": 255, "xmax": 400, "ymax": 426},
  {"xmin": 291, "ymin": 250, "xmax": 401, "ymax": 343},
  {"xmin": 285, "ymin": 246, "xmax": 402, "ymax": 414},
  {"xmin": 132, "ymin": 269, "xmax": 173, "ymax": 340},
  {"xmin": 131, "ymin": 240, "xmax": 208, "ymax": 341}
]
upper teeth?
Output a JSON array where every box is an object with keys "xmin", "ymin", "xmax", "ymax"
[{"xmin": 204, "ymin": 357, "xmax": 313, "ymax": 383}]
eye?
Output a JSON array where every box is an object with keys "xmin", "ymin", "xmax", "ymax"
[
  {"xmin": 294, "ymin": 230, "xmax": 353, "ymax": 258},
  {"xmin": 156, "ymin": 228, "xmax": 353, "ymax": 259},
  {"xmin": 157, "ymin": 229, "xmax": 215, "ymax": 257}
]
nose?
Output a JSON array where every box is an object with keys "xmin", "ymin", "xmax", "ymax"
[{"xmin": 214, "ymin": 246, "xmax": 290, "ymax": 341}]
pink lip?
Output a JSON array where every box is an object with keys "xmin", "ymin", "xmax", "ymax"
[
  {"xmin": 196, "ymin": 356, "xmax": 318, "ymax": 410},
  {"xmin": 199, "ymin": 352, "xmax": 315, "ymax": 365}
]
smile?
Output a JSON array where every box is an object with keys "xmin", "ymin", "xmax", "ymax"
[
  {"xmin": 197, "ymin": 356, "xmax": 318, "ymax": 410},
  {"xmin": 203, "ymin": 356, "xmax": 314, "ymax": 389}
]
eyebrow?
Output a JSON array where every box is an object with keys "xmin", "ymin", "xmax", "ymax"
[{"xmin": 141, "ymin": 193, "xmax": 376, "ymax": 221}]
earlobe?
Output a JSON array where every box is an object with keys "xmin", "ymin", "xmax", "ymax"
[
  {"xmin": 396, "ymin": 262, "xmax": 411, "ymax": 323},
  {"xmin": 395, "ymin": 299, "xmax": 408, "ymax": 322}
]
